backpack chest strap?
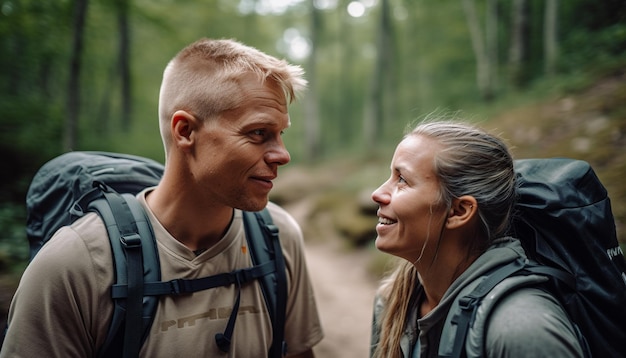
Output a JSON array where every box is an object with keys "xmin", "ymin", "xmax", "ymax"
[{"xmin": 110, "ymin": 260, "xmax": 276, "ymax": 298}]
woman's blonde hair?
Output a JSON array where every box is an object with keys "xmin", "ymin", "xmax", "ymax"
[
  {"xmin": 372, "ymin": 120, "xmax": 516, "ymax": 357},
  {"xmin": 157, "ymin": 38, "xmax": 307, "ymax": 154}
]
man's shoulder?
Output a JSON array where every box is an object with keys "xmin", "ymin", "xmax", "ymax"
[
  {"xmin": 265, "ymin": 201, "xmax": 301, "ymax": 234},
  {"xmin": 262, "ymin": 201, "xmax": 305, "ymax": 253},
  {"xmin": 44, "ymin": 212, "xmax": 106, "ymax": 249},
  {"xmin": 33, "ymin": 212, "xmax": 112, "ymax": 269},
  {"xmin": 20, "ymin": 211, "xmax": 113, "ymax": 294}
]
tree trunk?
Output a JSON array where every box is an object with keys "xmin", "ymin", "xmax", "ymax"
[
  {"xmin": 486, "ymin": 0, "xmax": 499, "ymax": 94},
  {"xmin": 508, "ymin": 0, "xmax": 529, "ymax": 88},
  {"xmin": 65, "ymin": 0, "xmax": 89, "ymax": 151},
  {"xmin": 338, "ymin": 1, "xmax": 356, "ymax": 148},
  {"xmin": 117, "ymin": 0, "xmax": 132, "ymax": 130},
  {"xmin": 364, "ymin": 0, "xmax": 393, "ymax": 147},
  {"xmin": 461, "ymin": 0, "xmax": 493, "ymax": 100},
  {"xmin": 304, "ymin": 2, "xmax": 321, "ymax": 161},
  {"xmin": 544, "ymin": 0, "xmax": 558, "ymax": 76}
]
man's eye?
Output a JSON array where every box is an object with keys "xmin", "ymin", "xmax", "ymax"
[
  {"xmin": 398, "ymin": 176, "xmax": 407, "ymax": 184},
  {"xmin": 252, "ymin": 129, "xmax": 265, "ymax": 136}
]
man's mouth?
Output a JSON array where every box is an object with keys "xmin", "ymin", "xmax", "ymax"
[{"xmin": 251, "ymin": 176, "xmax": 275, "ymax": 190}]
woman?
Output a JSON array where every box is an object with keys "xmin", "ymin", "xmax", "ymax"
[{"xmin": 369, "ymin": 121, "xmax": 584, "ymax": 357}]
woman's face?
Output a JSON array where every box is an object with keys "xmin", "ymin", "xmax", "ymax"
[{"xmin": 371, "ymin": 134, "xmax": 448, "ymax": 263}]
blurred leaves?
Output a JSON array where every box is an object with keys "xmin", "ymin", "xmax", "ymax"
[{"xmin": 0, "ymin": 0, "xmax": 624, "ymax": 272}]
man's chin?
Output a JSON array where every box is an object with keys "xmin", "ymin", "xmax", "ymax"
[{"xmin": 236, "ymin": 197, "xmax": 269, "ymax": 212}]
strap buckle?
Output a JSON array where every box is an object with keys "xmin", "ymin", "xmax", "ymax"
[
  {"xmin": 457, "ymin": 296, "xmax": 477, "ymax": 311},
  {"xmin": 121, "ymin": 233, "xmax": 142, "ymax": 248}
]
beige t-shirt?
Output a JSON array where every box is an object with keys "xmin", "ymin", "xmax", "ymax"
[{"xmin": 1, "ymin": 190, "xmax": 323, "ymax": 357}]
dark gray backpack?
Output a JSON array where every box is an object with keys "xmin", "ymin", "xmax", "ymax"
[
  {"xmin": 14, "ymin": 151, "xmax": 288, "ymax": 358},
  {"xmin": 439, "ymin": 158, "xmax": 626, "ymax": 358}
]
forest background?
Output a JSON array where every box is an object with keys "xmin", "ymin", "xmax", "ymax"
[{"xmin": 0, "ymin": 0, "xmax": 624, "ymax": 355}]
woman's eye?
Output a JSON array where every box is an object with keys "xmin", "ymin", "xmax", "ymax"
[{"xmin": 398, "ymin": 176, "xmax": 407, "ymax": 184}]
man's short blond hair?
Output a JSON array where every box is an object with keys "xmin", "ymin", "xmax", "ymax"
[{"xmin": 158, "ymin": 38, "xmax": 307, "ymax": 153}]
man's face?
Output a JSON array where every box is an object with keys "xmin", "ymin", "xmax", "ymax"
[{"xmin": 191, "ymin": 76, "xmax": 291, "ymax": 212}]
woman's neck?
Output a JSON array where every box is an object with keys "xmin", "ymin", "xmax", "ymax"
[{"xmin": 415, "ymin": 252, "xmax": 478, "ymax": 317}]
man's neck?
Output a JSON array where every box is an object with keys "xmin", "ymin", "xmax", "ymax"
[{"xmin": 145, "ymin": 184, "xmax": 235, "ymax": 251}]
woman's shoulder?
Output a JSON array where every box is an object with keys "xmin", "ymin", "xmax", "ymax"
[
  {"xmin": 488, "ymin": 286, "xmax": 563, "ymax": 327},
  {"xmin": 485, "ymin": 286, "xmax": 584, "ymax": 357}
]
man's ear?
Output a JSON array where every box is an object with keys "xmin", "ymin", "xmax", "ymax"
[
  {"xmin": 171, "ymin": 110, "xmax": 198, "ymax": 149},
  {"xmin": 446, "ymin": 195, "xmax": 478, "ymax": 229}
]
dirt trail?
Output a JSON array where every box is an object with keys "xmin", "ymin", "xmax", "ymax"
[
  {"xmin": 284, "ymin": 199, "xmax": 380, "ymax": 358},
  {"xmin": 306, "ymin": 241, "xmax": 379, "ymax": 358}
]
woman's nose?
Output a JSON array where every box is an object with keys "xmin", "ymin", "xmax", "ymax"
[{"xmin": 371, "ymin": 182, "xmax": 390, "ymax": 205}]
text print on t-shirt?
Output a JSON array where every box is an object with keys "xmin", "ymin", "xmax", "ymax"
[{"xmin": 159, "ymin": 305, "xmax": 265, "ymax": 332}]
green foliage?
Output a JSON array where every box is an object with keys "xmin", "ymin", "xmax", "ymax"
[
  {"xmin": 561, "ymin": 23, "xmax": 626, "ymax": 73},
  {"xmin": 0, "ymin": 94, "xmax": 64, "ymax": 202},
  {"xmin": 1, "ymin": 0, "xmax": 625, "ymax": 271},
  {"xmin": 0, "ymin": 203, "xmax": 28, "ymax": 274}
]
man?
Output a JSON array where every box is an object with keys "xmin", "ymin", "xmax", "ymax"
[{"xmin": 1, "ymin": 38, "xmax": 323, "ymax": 357}]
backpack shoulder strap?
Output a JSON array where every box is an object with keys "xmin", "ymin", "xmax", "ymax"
[
  {"xmin": 73, "ymin": 189, "xmax": 285, "ymax": 357},
  {"xmin": 438, "ymin": 259, "xmax": 583, "ymax": 358},
  {"xmin": 438, "ymin": 259, "xmax": 527, "ymax": 358},
  {"xmin": 73, "ymin": 182, "xmax": 160, "ymax": 358},
  {"xmin": 242, "ymin": 209, "xmax": 288, "ymax": 358},
  {"xmin": 461, "ymin": 274, "xmax": 550, "ymax": 357}
]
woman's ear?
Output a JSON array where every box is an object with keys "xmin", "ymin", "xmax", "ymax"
[
  {"xmin": 446, "ymin": 195, "xmax": 478, "ymax": 229},
  {"xmin": 170, "ymin": 110, "xmax": 198, "ymax": 149}
]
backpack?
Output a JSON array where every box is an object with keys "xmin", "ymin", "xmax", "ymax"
[
  {"xmin": 438, "ymin": 158, "xmax": 626, "ymax": 358},
  {"xmin": 15, "ymin": 151, "xmax": 288, "ymax": 358}
]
